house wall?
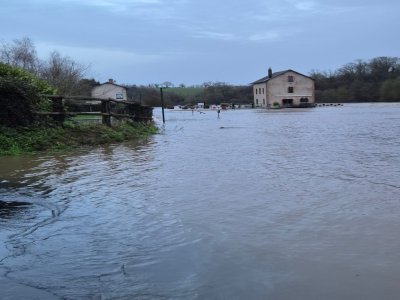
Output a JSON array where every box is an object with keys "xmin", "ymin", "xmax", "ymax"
[
  {"xmin": 91, "ymin": 83, "xmax": 127, "ymax": 100},
  {"xmin": 253, "ymin": 83, "xmax": 267, "ymax": 107},
  {"xmin": 267, "ymin": 71, "xmax": 314, "ymax": 106}
]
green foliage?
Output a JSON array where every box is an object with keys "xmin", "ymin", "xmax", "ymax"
[
  {"xmin": 380, "ymin": 78, "xmax": 400, "ymax": 101},
  {"xmin": 0, "ymin": 63, "xmax": 55, "ymax": 127},
  {"xmin": 270, "ymin": 102, "xmax": 282, "ymax": 109},
  {"xmin": 0, "ymin": 62, "xmax": 54, "ymax": 95}
]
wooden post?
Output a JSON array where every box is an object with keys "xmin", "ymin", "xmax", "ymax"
[
  {"xmin": 160, "ymin": 87, "xmax": 165, "ymax": 123},
  {"xmin": 102, "ymin": 99, "xmax": 111, "ymax": 126},
  {"xmin": 52, "ymin": 96, "xmax": 65, "ymax": 125},
  {"xmin": 127, "ymin": 102, "xmax": 137, "ymax": 121}
]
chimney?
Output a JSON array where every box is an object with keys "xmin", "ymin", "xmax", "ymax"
[
  {"xmin": 108, "ymin": 78, "xmax": 114, "ymax": 83},
  {"xmin": 268, "ymin": 67, "xmax": 272, "ymax": 78}
]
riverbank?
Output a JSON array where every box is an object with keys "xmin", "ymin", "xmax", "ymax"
[{"xmin": 0, "ymin": 123, "xmax": 158, "ymax": 156}]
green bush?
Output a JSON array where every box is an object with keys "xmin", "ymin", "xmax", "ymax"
[
  {"xmin": 0, "ymin": 63, "xmax": 55, "ymax": 127},
  {"xmin": 380, "ymin": 78, "xmax": 400, "ymax": 101},
  {"xmin": 0, "ymin": 123, "xmax": 158, "ymax": 155}
]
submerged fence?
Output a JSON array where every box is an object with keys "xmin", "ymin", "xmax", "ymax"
[{"xmin": 36, "ymin": 95, "xmax": 153, "ymax": 126}]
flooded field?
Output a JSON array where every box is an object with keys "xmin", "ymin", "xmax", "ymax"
[{"xmin": 1, "ymin": 104, "xmax": 400, "ymax": 299}]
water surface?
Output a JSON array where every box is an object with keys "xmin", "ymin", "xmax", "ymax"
[{"xmin": 1, "ymin": 104, "xmax": 400, "ymax": 299}]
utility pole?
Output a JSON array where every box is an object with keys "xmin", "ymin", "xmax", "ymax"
[{"xmin": 160, "ymin": 87, "xmax": 165, "ymax": 123}]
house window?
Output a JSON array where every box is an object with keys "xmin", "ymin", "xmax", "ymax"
[
  {"xmin": 255, "ymin": 89, "xmax": 258, "ymax": 95},
  {"xmin": 259, "ymin": 88, "xmax": 261, "ymax": 94},
  {"xmin": 262, "ymin": 88, "xmax": 265, "ymax": 94},
  {"xmin": 300, "ymin": 98, "xmax": 309, "ymax": 103},
  {"xmin": 288, "ymin": 86, "xmax": 294, "ymax": 93},
  {"xmin": 288, "ymin": 75, "xmax": 294, "ymax": 82},
  {"xmin": 283, "ymin": 99, "xmax": 293, "ymax": 105},
  {"xmin": 263, "ymin": 99, "xmax": 265, "ymax": 104},
  {"xmin": 256, "ymin": 99, "xmax": 259, "ymax": 105}
]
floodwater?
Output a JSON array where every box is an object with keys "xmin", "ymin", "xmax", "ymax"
[{"xmin": 1, "ymin": 104, "xmax": 400, "ymax": 299}]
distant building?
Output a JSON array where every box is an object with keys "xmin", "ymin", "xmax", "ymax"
[
  {"xmin": 91, "ymin": 79, "xmax": 127, "ymax": 101},
  {"xmin": 252, "ymin": 68, "xmax": 315, "ymax": 108},
  {"xmin": 196, "ymin": 102, "xmax": 205, "ymax": 109}
]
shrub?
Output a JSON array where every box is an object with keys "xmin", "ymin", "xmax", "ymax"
[{"xmin": 0, "ymin": 62, "xmax": 55, "ymax": 127}]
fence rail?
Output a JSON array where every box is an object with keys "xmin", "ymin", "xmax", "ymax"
[{"xmin": 36, "ymin": 95, "xmax": 153, "ymax": 126}]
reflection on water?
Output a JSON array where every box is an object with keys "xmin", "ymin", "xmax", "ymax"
[
  {"xmin": 0, "ymin": 201, "xmax": 32, "ymax": 219},
  {"xmin": 1, "ymin": 104, "xmax": 400, "ymax": 299}
]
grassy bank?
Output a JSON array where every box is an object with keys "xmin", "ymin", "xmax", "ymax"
[{"xmin": 0, "ymin": 122, "xmax": 158, "ymax": 156}]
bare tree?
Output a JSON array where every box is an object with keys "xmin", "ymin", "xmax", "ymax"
[
  {"xmin": 0, "ymin": 37, "xmax": 38, "ymax": 73},
  {"xmin": 39, "ymin": 51, "xmax": 88, "ymax": 95}
]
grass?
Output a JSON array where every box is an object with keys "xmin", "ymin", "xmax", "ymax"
[
  {"xmin": 70, "ymin": 115, "xmax": 101, "ymax": 120},
  {"xmin": 68, "ymin": 115, "xmax": 102, "ymax": 125},
  {"xmin": 0, "ymin": 122, "xmax": 158, "ymax": 156}
]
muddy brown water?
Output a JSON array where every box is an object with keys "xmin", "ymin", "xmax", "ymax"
[{"xmin": 1, "ymin": 104, "xmax": 400, "ymax": 299}]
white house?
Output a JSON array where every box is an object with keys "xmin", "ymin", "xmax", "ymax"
[
  {"xmin": 91, "ymin": 79, "xmax": 127, "ymax": 101},
  {"xmin": 196, "ymin": 102, "xmax": 205, "ymax": 109},
  {"xmin": 252, "ymin": 68, "xmax": 315, "ymax": 108}
]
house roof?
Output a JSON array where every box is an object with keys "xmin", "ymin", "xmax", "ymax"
[
  {"xmin": 252, "ymin": 69, "xmax": 314, "ymax": 85},
  {"xmin": 96, "ymin": 82, "xmax": 127, "ymax": 89}
]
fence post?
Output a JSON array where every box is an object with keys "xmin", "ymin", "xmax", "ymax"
[
  {"xmin": 126, "ymin": 102, "xmax": 135, "ymax": 121},
  {"xmin": 52, "ymin": 96, "xmax": 65, "ymax": 125},
  {"xmin": 101, "ymin": 99, "xmax": 111, "ymax": 126}
]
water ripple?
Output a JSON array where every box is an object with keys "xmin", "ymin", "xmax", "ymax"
[{"xmin": 1, "ymin": 105, "xmax": 400, "ymax": 299}]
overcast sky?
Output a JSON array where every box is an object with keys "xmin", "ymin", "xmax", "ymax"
[{"xmin": 1, "ymin": 0, "xmax": 399, "ymax": 85}]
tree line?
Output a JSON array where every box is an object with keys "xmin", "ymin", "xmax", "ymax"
[
  {"xmin": 125, "ymin": 83, "xmax": 253, "ymax": 107},
  {"xmin": 310, "ymin": 57, "xmax": 400, "ymax": 102},
  {"xmin": 1, "ymin": 37, "xmax": 400, "ymax": 105}
]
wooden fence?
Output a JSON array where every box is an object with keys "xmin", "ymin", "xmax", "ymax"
[{"xmin": 36, "ymin": 95, "xmax": 153, "ymax": 126}]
